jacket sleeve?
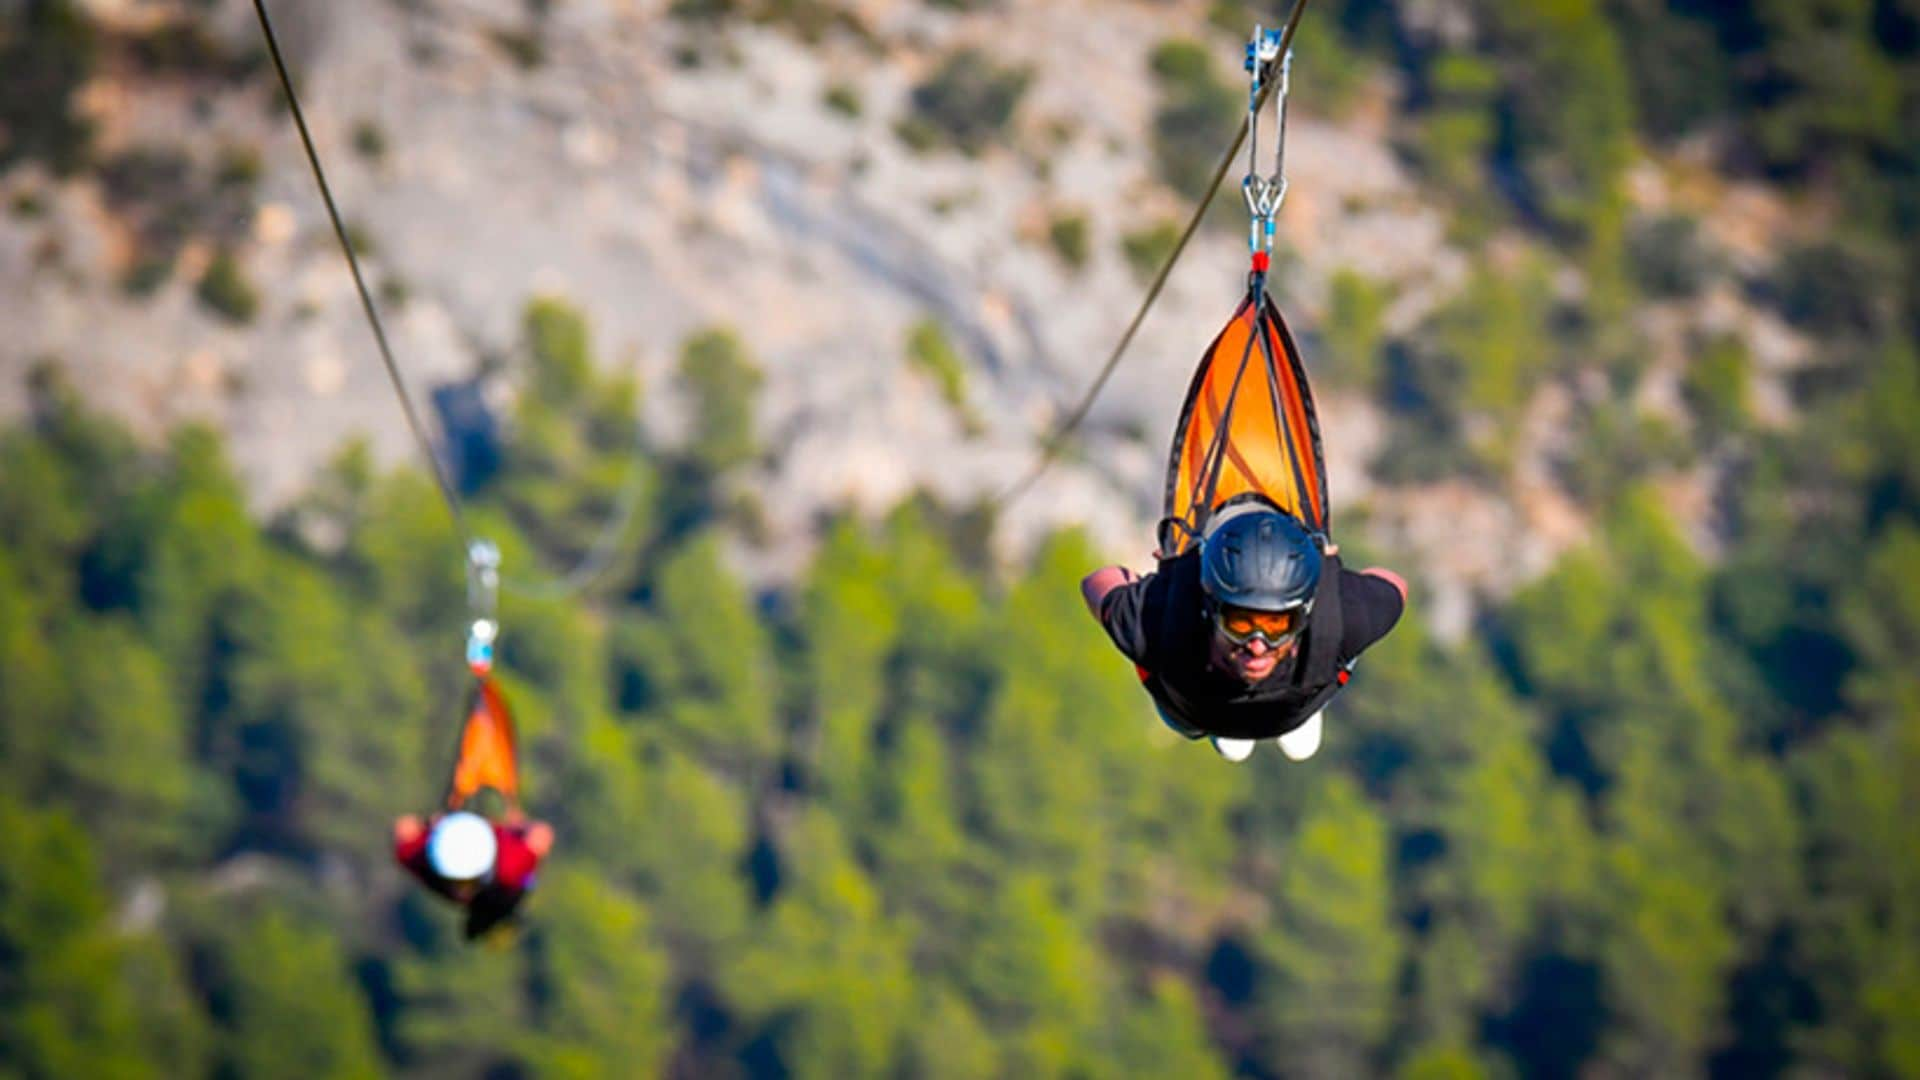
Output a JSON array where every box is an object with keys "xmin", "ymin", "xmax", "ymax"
[
  {"xmin": 491, "ymin": 825, "xmax": 541, "ymax": 892},
  {"xmin": 1099, "ymin": 573, "xmax": 1156, "ymax": 667},
  {"xmin": 1337, "ymin": 568, "xmax": 1406, "ymax": 661},
  {"xmin": 394, "ymin": 824, "xmax": 431, "ymax": 874}
]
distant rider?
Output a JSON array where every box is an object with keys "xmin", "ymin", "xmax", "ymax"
[{"xmin": 394, "ymin": 809, "xmax": 553, "ymax": 939}]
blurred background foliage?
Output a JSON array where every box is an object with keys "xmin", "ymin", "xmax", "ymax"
[
  {"xmin": 3, "ymin": 0, "xmax": 1920, "ymax": 1076},
  {"xmin": 2, "ymin": 285, "xmax": 1915, "ymax": 1076}
]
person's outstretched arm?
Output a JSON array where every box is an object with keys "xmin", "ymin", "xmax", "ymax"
[
  {"xmin": 1361, "ymin": 566, "xmax": 1408, "ymax": 604},
  {"xmin": 1337, "ymin": 566, "xmax": 1410, "ymax": 661},
  {"xmin": 1080, "ymin": 566, "xmax": 1137, "ymax": 620},
  {"xmin": 393, "ymin": 815, "xmax": 429, "ymax": 867}
]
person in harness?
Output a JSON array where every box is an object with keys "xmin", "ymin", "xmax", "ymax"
[
  {"xmin": 393, "ymin": 543, "xmax": 554, "ymax": 938},
  {"xmin": 1081, "ymin": 497, "xmax": 1407, "ymax": 762},
  {"xmin": 1076, "ymin": 25, "xmax": 1407, "ymax": 762},
  {"xmin": 394, "ymin": 806, "xmax": 554, "ymax": 940}
]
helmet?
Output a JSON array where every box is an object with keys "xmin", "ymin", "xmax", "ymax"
[
  {"xmin": 1198, "ymin": 501, "xmax": 1322, "ymax": 614},
  {"xmin": 427, "ymin": 811, "xmax": 499, "ymax": 882}
]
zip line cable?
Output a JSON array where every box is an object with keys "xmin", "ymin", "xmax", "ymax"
[
  {"xmin": 259, "ymin": 0, "xmax": 1307, "ymax": 557},
  {"xmin": 251, "ymin": 0, "xmax": 472, "ymax": 543},
  {"xmin": 993, "ymin": 0, "xmax": 1311, "ymax": 509},
  {"xmin": 252, "ymin": 0, "xmax": 648, "ymax": 600}
]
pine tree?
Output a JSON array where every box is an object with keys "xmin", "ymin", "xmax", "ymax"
[
  {"xmin": 1258, "ymin": 774, "xmax": 1402, "ymax": 1077},
  {"xmin": 210, "ymin": 910, "xmax": 384, "ymax": 1080}
]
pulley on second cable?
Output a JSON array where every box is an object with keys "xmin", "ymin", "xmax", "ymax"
[{"xmin": 465, "ymin": 540, "xmax": 500, "ymax": 678}]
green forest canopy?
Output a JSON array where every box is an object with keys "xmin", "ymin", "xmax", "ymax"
[{"xmin": 2, "ymin": 284, "xmax": 1917, "ymax": 1076}]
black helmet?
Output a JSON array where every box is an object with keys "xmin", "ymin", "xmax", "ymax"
[{"xmin": 1198, "ymin": 501, "xmax": 1322, "ymax": 613}]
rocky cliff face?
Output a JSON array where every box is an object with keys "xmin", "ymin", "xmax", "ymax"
[{"xmin": 0, "ymin": 0, "xmax": 1810, "ymax": 631}]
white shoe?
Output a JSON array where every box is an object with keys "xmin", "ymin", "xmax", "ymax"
[
  {"xmin": 1276, "ymin": 709, "xmax": 1324, "ymax": 762},
  {"xmin": 1211, "ymin": 736, "xmax": 1256, "ymax": 762}
]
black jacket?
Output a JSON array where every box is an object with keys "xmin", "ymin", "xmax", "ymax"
[{"xmin": 1100, "ymin": 550, "xmax": 1403, "ymax": 739}]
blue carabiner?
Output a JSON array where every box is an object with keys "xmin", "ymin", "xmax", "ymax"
[
  {"xmin": 465, "ymin": 540, "xmax": 501, "ymax": 675},
  {"xmin": 467, "ymin": 618, "xmax": 497, "ymax": 676},
  {"xmin": 1246, "ymin": 27, "xmax": 1283, "ymax": 75}
]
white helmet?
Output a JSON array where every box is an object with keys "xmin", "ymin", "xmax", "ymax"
[{"xmin": 427, "ymin": 811, "xmax": 498, "ymax": 882}]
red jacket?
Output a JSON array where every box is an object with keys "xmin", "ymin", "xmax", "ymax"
[{"xmin": 395, "ymin": 817, "xmax": 543, "ymax": 894}]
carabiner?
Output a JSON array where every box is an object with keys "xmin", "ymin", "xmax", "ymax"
[
  {"xmin": 466, "ymin": 540, "xmax": 501, "ymax": 676},
  {"xmin": 1243, "ymin": 27, "xmax": 1294, "ymax": 270}
]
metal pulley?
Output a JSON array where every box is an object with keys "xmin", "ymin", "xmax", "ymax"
[
  {"xmin": 466, "ymin": 540, "xmax": 500, "ymax": 675},
  {"xmin": 1242, "ymin": 26, "xmax": 1295, "ymax": 278}
]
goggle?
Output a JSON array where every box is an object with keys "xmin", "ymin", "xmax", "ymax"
[{"xmin": 1214, "ymin": 603, "xmax": 1303, "ymax": 646}]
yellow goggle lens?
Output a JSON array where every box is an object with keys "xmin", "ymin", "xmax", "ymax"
[{"xmin": 1218, "ymin": 606, "xmax": 1300, "ymax": 640}]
